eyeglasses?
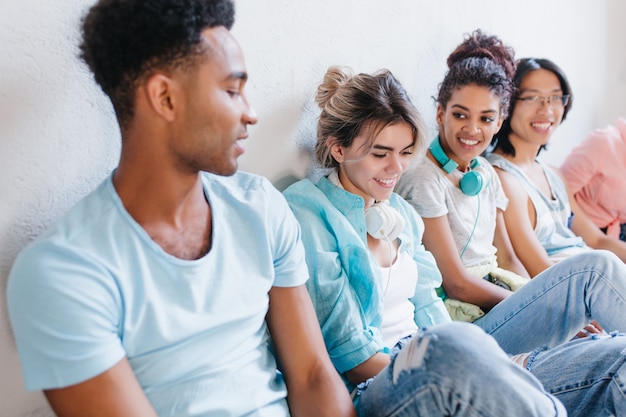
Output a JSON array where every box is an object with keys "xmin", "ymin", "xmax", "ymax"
[{"xmin": 515, "ymin": 95, "xmax": 570, "ymax": 108}]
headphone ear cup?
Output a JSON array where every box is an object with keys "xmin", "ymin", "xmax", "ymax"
[
  {"xmin": 386, "ymin": 211, "xmax": 405, "ymax": 240},
  {"xmin": 365, "ymin": 203, "xmax": 405, "ymax": 240},
  {"xmin": 430, "ymin": 137, "xmax": 486, "ymax": 196},
  {"xmin": 459, "ymin": 171, "xmax": 484, "ymax": 196}
]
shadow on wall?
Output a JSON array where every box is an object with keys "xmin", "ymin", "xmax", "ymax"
[
  {"xmin": 269, "ymin": 91, "xmax": 330, "ymax": 191},
  {"xmin": 273, "ymin": 174, "xmax": 302, "ymax": 192}
]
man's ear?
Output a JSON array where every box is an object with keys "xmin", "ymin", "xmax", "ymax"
[
  {"xmin": 143, "ymin": 72, "xmax": 179, "ymax": 122},
  {"xmin": 327, "ymin": 137, "xmax": 345, "ymax": 163}
]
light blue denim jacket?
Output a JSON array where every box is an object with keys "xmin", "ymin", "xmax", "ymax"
[{"xmin": 283, "ymin": 176, "xmax": 450, "ymax": 382}]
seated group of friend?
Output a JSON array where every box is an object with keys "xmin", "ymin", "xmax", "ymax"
[{"xmin": 7, "ymin": 1, "xmax": 626, "ymax": 416}]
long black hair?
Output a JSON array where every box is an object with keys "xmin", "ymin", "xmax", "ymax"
[{"xmin": 491, "ymin": 58, "xmax": 573, "ymax": 156}]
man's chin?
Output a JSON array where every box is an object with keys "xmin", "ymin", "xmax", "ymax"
[{"xmin": 205, "ymin": 164, "xmax": 238, "ymax": 177}]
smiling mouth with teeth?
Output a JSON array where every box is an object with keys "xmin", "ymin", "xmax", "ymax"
[
  {"xmin": 531, "ymin": 122, "xmax": 552, "ymax": 130},
  {"xmin": 459, "ymin": 138, "xmax": 480, "ymax": 146}
]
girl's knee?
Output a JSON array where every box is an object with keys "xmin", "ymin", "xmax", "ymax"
[
  {"xmin": 401, "ymin": 323, "xmax": 495, "ymax": 368},
  {"xmin": 423, "ymin": 322, "xmax": 489, "ymax": 349}
]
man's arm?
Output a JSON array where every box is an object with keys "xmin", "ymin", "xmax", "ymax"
[
  {"xmin": 44, "ymin": 358, "xmax": 157, "ymax": 417},
  {"xmin": 266, "ymin": 285, "xmax": 356, "ymax": 417}
]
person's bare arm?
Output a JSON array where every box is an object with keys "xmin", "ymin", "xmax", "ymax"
[
  {"xmin": 559, "ymin": 167, "xmax": 626, "ymax": 263},
  {"xmin": 495, "ymin": 168, "xmax": 554, "ymax": 277},
  {"xmin": 343, "ymin": 353, "xmax": 389, "ymax": 386},
  {"xmin": 44, "ymin": 358, "xmax": 158, "ymax": 417},
  {"xmin": 492, "ymin": 209, "xmax": 530, "ymax": 278},
  {"xmin": 267, "ymin": 285, "xmax": 356, "ymax": 417},
  {"xmin": 422, "ymin": 216, "xmax": 510, "ymax": 310}
]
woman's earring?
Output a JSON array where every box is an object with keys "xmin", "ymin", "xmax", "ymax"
[{"xmin": 329, "ymin": 143, "xmax": 344, "ymax": 163}]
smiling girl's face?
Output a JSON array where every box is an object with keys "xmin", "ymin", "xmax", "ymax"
[
  {"xmin": 436, "ymin": 84, "xmax": 504, "ymax": 171},
  {"xmin": 330, "ymin": 122, "xmax": 415, "ymax": 208},
  {"xmin": 508, "ymin": 68, "xmax": 566, "ymax": 149}
]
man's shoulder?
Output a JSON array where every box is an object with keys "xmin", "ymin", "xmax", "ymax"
[
  {"xmin": 8, "ymin": 177, "xmax": 117, "ymax": 294},
  {"xmin": 201, "ymin": 170, "xmax": 275, "ymax": 196},
  {"xmin": 201, "ymin": 171, "xmax": 297, "ymax": 227},
  {"xmin": 24, "ymin": 177, "xmax": 114, "ymax": 247}
]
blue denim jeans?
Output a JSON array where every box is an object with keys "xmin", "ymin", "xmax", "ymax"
[
  {"xmin": 356, "ymin": 322, "xmax": 566, "ymax": 417},
  {"xmin": 527, "ymin": 334, "xmax": 626, "ymax": 417},
  {"xmin": 475, "ymin": 250, "xmax": 626, "ymax": 416}
]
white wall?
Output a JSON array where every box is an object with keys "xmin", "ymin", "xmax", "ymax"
[{"xmin": 0, "ymin": 1, "xmax": 623, "ymax": 415}]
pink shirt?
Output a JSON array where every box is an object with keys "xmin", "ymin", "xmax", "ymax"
[{"xmin": 560, "ymin": 118, "xmax": 626, "ymax": 238}]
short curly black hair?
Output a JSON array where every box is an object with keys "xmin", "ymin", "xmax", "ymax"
[{"xmin": 80, "ymin": 0, "xmax": 235, "ymax": 129}]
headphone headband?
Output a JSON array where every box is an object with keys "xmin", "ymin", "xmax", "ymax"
[{"xmin": 429, "ymin": 136, "xmax": 458, "ymax": 174}]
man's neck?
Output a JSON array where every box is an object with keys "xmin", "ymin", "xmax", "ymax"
[{"xmin": 113, "ymin": 160, "xmax": 213, "ymax": 260}]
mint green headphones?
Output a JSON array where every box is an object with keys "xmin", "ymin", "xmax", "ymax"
[{"xmin": 429, "ymin": 136, "xmax": 484, "ymax": 196}]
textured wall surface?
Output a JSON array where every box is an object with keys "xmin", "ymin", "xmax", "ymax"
[{"xmin": 0, "ymin": 0, "xmax": 624, "ymax": 415}]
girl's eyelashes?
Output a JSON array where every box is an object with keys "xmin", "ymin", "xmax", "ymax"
[
  {"xmin": 371, "ymin": 151, "xmax": 413, "ymax": 159},
  {"xmin": 452, "ymin": 112, "xmax": 496, "ymax": 123}
]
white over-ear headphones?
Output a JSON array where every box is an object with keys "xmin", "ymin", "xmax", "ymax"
[
  {"xmin": 327, "ymin": 170, "xmax": 405, "ymax": 241},
  {"xmin": 364, "ymin": 201, "xmax": 405, "ymax": 241}
]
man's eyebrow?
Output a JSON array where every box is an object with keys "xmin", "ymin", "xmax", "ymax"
[{"xmin": 228, "ymin": 71, "xmax": 248, "ymax": 82}]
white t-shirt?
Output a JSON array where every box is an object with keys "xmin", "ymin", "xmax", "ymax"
[{"xmin": 396, "ymin": 156, "xmax": 508, "ymax": 267}]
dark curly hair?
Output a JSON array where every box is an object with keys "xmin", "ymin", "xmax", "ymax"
[
  {"xmin": 80, "ymin": 0, "xmax": 235, "ymax": 129},
  {"xmin": 491, "ymin": 58, "xmax": 573, "ymax": 157},
  {"xmin": 437, "ymin": 29, "xmax": 516, "ymax": 118}
]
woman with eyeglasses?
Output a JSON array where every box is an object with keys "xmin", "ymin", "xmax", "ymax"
[{"xmin": 487, "ymin": 58, "xmax": 626, "ymax": 278}]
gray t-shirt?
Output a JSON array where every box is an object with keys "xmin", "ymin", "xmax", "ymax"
[{"xmin": 396, "ymin": 156, "xmax": 508, "ymax": 267}]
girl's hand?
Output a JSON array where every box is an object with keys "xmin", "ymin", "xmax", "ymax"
[{"xmin": 573, "ymin": 320, "xmax": 605, "ymax": 339}]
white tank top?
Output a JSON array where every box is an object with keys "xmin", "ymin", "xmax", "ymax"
[{"xmin": 379, "ymin": 248, "xmax": 418, "ymax": 348}]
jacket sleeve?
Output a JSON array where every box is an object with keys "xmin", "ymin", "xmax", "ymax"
[
  {"xmin": 284, "ymin": 182, "xmax": 383, "ymax": 374},
  {"xmin": 411, "ymin": 245, "xmax": 452, "ymax": 327}
]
